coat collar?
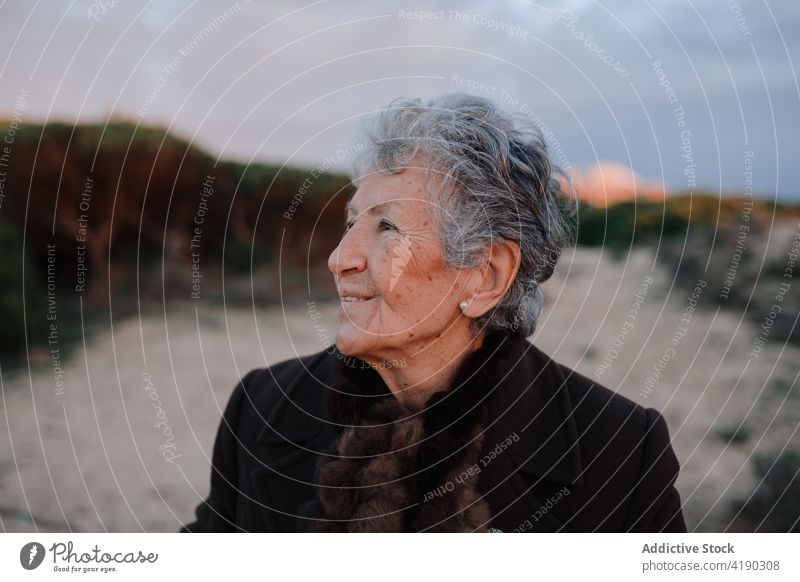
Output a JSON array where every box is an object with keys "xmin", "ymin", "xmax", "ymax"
[
  {"xmin": 481, "ymin": 332, "xmax": 584, "ymax": 487},
  {"xmin": 470, "ymin": 332, "xmax": 584, "ymax": 532},
  {"xmin": 252, "ymin": 332, "xmax": 584, "ymax": 531}
]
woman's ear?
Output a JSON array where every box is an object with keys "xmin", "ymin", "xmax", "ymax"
[{"xmin": 462, "ymin": 240, "xmax": 521, "ymax": 317}]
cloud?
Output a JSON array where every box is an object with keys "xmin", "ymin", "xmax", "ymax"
[{"xmin": 568, "ymin": 160, "xmax": 666, "ymax": 207}]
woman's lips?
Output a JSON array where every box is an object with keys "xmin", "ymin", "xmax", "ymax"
[
  {"xmin": 340, "ymin": 296, "xmax": 375, "ymax": 308},
  {"xmin": 340, "ymin": 296, "xmax": 374, "ymax": 303}
]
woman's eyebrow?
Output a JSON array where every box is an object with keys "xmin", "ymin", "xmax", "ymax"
[{"xmin": 345, "ymin": 199, "xmax": 398, "ymax": 219}]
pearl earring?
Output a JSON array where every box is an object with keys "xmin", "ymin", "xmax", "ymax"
[{"xmin": 459, "ymin": 300, "xmax": 470, "ymax": 312}]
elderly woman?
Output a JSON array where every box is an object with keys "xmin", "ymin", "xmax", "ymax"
[{"xmin": 181, "ymin": 93, "xmax": 686, "ymax": 533}]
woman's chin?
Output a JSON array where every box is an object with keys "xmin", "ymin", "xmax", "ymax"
[{"xmin": 333, "ymin": 325, "xmax": 365, "ymax": 356}]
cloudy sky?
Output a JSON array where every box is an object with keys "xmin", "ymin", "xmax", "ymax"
[{"xmin": 1, "ymin": 0, "xmax": 797, "ymax": 199}]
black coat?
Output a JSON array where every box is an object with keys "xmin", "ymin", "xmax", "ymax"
[{"xmin": 181, "ymin": 334, "xmax": 687, "ymax": 532}]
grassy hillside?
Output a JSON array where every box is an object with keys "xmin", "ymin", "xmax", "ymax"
[{"xmin": 0, "ymin": 120, "xmax": 353, "ymax": 360}]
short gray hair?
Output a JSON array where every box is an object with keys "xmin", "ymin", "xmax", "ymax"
[{"xmin": 351, "ymin": 92, "xmax": 573, "ymax": 338}]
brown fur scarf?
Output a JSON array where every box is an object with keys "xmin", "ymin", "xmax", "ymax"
[{"xmin": 300, "ymin": 331, "xmax": 514, "ymax": 532}]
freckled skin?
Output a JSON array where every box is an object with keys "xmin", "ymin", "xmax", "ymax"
[{"xmin": 327, "ymin": 165, "xmax": 478, "ymax": 400}]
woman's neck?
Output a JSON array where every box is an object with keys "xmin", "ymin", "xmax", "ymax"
[{"xmin": 371, "ymin": 331, "xmax": 486, "ymax": 409}]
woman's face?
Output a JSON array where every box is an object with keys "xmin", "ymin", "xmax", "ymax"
[{"xmin": 327, "ymin": 166, "xmax": 469, "ymax": 361}]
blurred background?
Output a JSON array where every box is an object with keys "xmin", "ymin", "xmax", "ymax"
[{"xmin": 0, "ymin": 0, "xmax": 798, "ymax": 532}]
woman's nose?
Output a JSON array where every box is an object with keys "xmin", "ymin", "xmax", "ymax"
[{"xmin": 328, "ymin": 225, "xmax": 367, "ymax": 275}]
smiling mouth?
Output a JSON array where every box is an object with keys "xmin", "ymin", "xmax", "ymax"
[{"xmin": 340, "ymin": 296, "xmax": 374, "ymax": 303}]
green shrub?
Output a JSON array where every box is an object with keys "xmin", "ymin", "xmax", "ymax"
[{"xmin": 0, "ymin": 219, "xmax": 47, "ymax": 355}]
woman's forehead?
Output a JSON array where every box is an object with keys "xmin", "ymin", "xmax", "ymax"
[{"xmin": 347, "ymin": 169, "xmax": 434, "ymax": 216}]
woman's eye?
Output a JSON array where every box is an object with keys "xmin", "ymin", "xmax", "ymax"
[{"xmin": 344, "ymin": 219, "xmax": 395, "ymax": 233}]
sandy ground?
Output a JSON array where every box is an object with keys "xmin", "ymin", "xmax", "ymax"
[{"xmin": 1, "ymin": 247, "xmax": 798, "ymax": 532}]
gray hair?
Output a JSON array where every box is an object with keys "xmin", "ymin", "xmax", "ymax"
[{"xmin": 351, "ymin": 92, "xmax": 573, "ymax": 338}]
